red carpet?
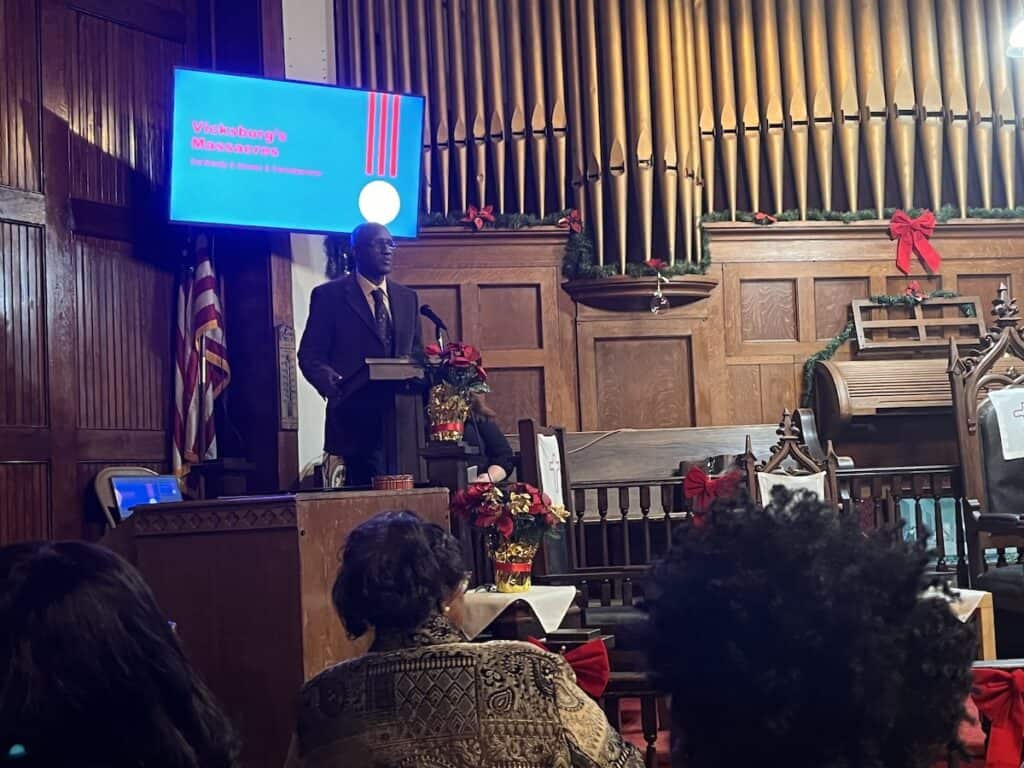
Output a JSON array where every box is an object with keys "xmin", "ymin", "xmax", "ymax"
[{"xmin": 619, "ymin": 696, "xmax": 988, "ymax": 768}]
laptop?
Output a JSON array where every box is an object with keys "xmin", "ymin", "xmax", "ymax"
[{"xmin": 110, "ymin": 475, "xmax": 183, "ymax": 520}]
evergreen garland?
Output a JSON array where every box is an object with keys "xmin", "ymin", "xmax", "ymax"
[
  {"xmin": 799, "ymin": 291, "xmax": 976, "ymax": 407},
  {"xmin": 414, "ymin": 204, "xmax": 1024, "ymax": 281}
]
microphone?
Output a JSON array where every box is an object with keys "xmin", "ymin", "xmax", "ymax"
[{"xmin": 419, "ymin": 304, "xmax": 448, "ymax": 331}]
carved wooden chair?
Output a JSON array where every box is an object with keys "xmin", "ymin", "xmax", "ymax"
[
  {"xmin": 948, "ymin": 286, "xmax": 1024, "ymax": 653},
  {"xmin": 739, "ymin": 409, "xmax": 840, "ymax": 506}
]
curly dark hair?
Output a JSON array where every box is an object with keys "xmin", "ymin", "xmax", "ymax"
[
  {"xmin": 646, "ymin": 489, "xmax": 975, "ymax": 768},
  {"xmin": 0, "ymin": 541, "xmax": 240, "ymax": 768},
  {"xmin": 333, "ymin": 511, "xmax": 466, "ymax": 638}
]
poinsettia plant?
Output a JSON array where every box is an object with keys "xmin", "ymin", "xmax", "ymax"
[
  {"xmin": 420, "ymin": 342, "xmax": 490, "ymax": 396},
  {"xmin": 450, "ymin": 482, "xmax": 568, "ymax": 545}
]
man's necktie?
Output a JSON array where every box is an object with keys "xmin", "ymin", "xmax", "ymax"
[{"xmin": 371, "ymin": 288, "xmax": 394, "ymax": 354}]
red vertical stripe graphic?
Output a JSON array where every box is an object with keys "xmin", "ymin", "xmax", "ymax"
[
  {"xmin": 389, "ymin": 94, "xmax": 401, "ymax": 178},
  {"xmin": 377, "ymin": 92, "xmax": 389, "ymax": 176},
  {"xmin": 365, "ymin": 92, "xmax": 376, "ymax": 175}
]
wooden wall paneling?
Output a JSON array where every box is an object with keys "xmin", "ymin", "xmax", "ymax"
[
  {"xmin": 391, "ymin": 229, "xmax": 578, "ymax": 431},
  {"xmin": 0, "ymin": 222, "xmax": 47, "ymax": 427},
  {"xmin": 759, "ymin": 361, "xmax": 798, "ymax": 418},
  {"xmin": 478, "ymin": 284, "xmax": 543, "ymax": 349},
  {"xmin": 813, "ymin": 276, "xmax": 869, "ymax": 338},
  {"xmin": 593, "ymin": 335, "xmax": 695, "ymax": 429},
  {"xmin": 0, "ymin": 463, "xmax": 51, "ymax": 544},
  {"xmin": 484, "ymin": 368, "xmax": 546, "ymax": 433},
  {"xmin": 74, "ymin": 236, "xmax": 173, "ymax": 431},
  {"xmin": 415, "ymin": 285, "xmax": 463, "ymax": 343},
  {"xmin": 575, "ymin": 279, "xmax": 725, "ymax": 430},
  {"xmin": 727, "ymin": 363, "xmax": 763, "ymax": 423},
  {"xmin": 0, "ymin": 0, "xmax": 43, "ymax": 193},
  {"xmin": 37, "ymin": 0, "xmax": 75, "ymax": 541}
]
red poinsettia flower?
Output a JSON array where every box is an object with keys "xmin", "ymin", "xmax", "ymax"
[
  {"xmin": 557, "ymin": 209, "xmax": 583, "ymax": 233},
  {"xmin": 424, "ymin": 343, "xmax": 442, "ymax": 357},
  {"xmin": 461, "ymin": 205, "xmax": 495, "ymax": 231},
  {"xmin": 460, "ymin": 344, "xmax": 482, "ymax": 364},
  {"xmin": 646, "ymin": 258, "xmax": 667, "ymax": 272},
  {"xmin": 450, "ymin": 483, "xmax": 490, "ymax": 517},
  {"xmin": 753, "ymin": 212, "xmax": 778, "ymax": 225},
  {"xmin": 495, "ymin": 510, "xmax": 515, "ymax": 538},
  {"xmin": 527, "ymin": 486, "xmax": 552, "ymax": 515},
  {"xmin": 905, "ymin": 280, "xmax": 925, "ymax": 302}
]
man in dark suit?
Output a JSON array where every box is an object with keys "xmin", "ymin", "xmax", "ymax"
[{"xmin": 298, "ymin": 222, "xmax": 422, "ymax": 486}]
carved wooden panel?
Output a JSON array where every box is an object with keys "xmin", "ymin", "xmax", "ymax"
[
  {"xmin": 957, "ymin": 274, "xmax": 1010, "ymax": 306},
  {"xmin": 75, "ymin": 236, "xmax": 174, "ymax": 430},
  {"xmin": 0, "ymin": 462, "xmax": 50, "ymax": 544},
  {"xmin": 594, "ymin": 337, "xmax": 695, "ymax": 430},
  {"xmin": 478, "ymin": 285, "xmax": 542, "ymax": 349},
  {"xmin": 814, "ymin": 277, "xmax": 869, "ymax": 338},
  {"xmin": 728, "ymin": 364, "xmax": 763, "ymax": 423},
  {"xmin": 485, "ymin": 368, "xmax": 545, "ymax": 434},
  {"xmin": 68, "ymin": 11, "xmax": 183, "ymax": 206},
  {"xmin": 759, "ymin": 363, "xmax": 798, "ymax": 418},
  {"xmin": 0, "ymin": 0, "xmax": 42, "ymax": 192},
  {"xmin": 0, "ymin": 222, "xmax": 47, "ymax": 426},
  {"xmin": 740, "ymin": 279, "xmax": 798, "ymax": 341},
  {"xmin": 414, "ymin": 285, "xmax": 462, "ymax": 344}
]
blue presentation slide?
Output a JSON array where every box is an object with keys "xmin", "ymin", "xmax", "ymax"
[{"xmin": 169, "ymin": 68, "xmax": 424, "ymax": 238}]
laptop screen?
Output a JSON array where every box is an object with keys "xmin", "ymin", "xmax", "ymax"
[{"xmin": 110, "ymin": 475, "xmax": 183, "ymax": 518}]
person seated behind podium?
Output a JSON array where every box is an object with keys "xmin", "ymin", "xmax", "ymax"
[
  {"xmin": 297, "ymin": 222, "xmax": 423, "ymax": 486},
  {"xmin": 465, "ymin": 394, "xmax": 515, "ymax": 483},
  {"xmin": 646, "ymin": 489, "xmax": 976, "ymax": 768},
  {"xmin": 287, "ymin": 511, "xmax": 643, "ymax": 768},
  {"xmin": 0, "ymin": 541, "xmax": 239, "ymax": 768}
]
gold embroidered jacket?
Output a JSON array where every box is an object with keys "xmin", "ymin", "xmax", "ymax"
[{"xmin": 287, "ymin": 617, "xmax": 644, "ymax": 768}]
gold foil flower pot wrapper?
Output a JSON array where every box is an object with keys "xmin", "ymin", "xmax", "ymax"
[
  {"xmin": 427, "ymin": 382, "xmax": 470, "ymax": 442},
  {"xmin": 489, "ymin": 539, "xmax": 539, "ymax": 593}
]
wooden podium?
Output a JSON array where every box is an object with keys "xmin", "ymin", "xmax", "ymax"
[
  {"xmin": 338, "ymin": 357, "xmax": 425, "ymax": 479},
  {"xmin": 125, "ymin": 487, "xmax": 450, "ymax": 768}
]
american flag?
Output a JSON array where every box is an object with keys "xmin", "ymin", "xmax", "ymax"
[{"xmin": 173, "ymin": 234, "xmax": 230, "ymax": 476}]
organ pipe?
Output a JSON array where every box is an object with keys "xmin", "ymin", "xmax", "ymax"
[{"xmin": 337, "ymin": 0, "xmax": 1024, "ymax": 272}]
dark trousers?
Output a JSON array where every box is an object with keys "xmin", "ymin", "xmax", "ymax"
[{"xmin": 343, "ymin": 449, "xmax": 384, "ymax": 487}]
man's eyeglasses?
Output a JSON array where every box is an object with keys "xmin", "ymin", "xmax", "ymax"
[{"xmin": 369, "ymin": 238, "xmax": 397, "ymax": 250}]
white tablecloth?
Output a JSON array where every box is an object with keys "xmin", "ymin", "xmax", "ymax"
[
  {"xmin": 461, "ymin": 585, "xmax": 576, "ymax": 640},
  {"xmin": 923, "ymin": 587, "xmax": 987, "ymax": 623}
]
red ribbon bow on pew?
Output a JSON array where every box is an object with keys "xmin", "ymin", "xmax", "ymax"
[
  {"xmin": 972, "ymin": 668, "xmax": 1024, "ymax": 768},
  {"xmin": 682, "ymin": 467, "xmax": 742, "ymax": 517},
  {"xmin": 527, "ymin": 637, "xmax": 610, "ymax": 698},
  {"xmin": 889, "ymin": 210, "xmax": 941, "ymax": 275}
]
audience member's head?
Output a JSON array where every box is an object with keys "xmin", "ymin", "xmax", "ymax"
[
  {"xmin": 333, "ymin": 511, "xmax": 468, "ymax": 640},
  {"xmin": 0, "ymin": 541, "xmax": 239, "ymax": 768},
  {"xmin": 646, "ymin": 490, "xmax": 975, "ymax": 768}
]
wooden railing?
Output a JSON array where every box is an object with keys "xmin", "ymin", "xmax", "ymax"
[
  {"xmin": 567, "ymin": 465, "xmax": 968, "ymax": 577},
  {"xmin": 569, "ymin": 479, "xmax": 688, "ymax": 570}
]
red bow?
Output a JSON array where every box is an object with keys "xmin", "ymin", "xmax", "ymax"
[
  {"xmin": 527, "ymin": 637, "xmax": 610, "ymax": 698},
  {"xmin": 683, "ymin": 467, "xmax": 742, "ymax": 515},
  {"xmin": 889, "ymin": 210, "xmax": 941, "ymax": 275},
  {"xmin": 460, "ymin": 205, "xmax": 495, "ymax": 231},
  {"xmin": 753, "ymin": 211, "xmax": 777, "ymax": 225},
  {"xmin": 972, "ymin": 668, "xmax": 1024, "ymax": 768}
]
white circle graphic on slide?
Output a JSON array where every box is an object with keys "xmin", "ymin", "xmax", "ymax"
[{"xmin": 358, "ymin": 180, "xmax": 401, "ymax": 225}]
